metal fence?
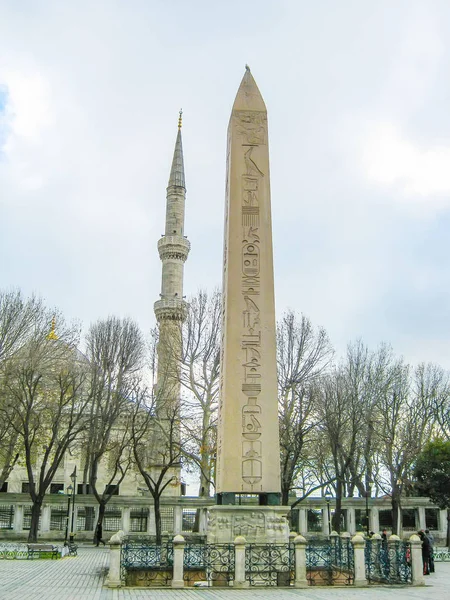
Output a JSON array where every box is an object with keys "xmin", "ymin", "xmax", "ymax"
[
  {"xmin": 183, "ymin": 543, "xmax": 234, "ymax": 586},
  {"xmin": 245, "ymin": 544, "xmax": 294, "ymax": 587},
  {"xmin": 120, "ymin": 538, "xmax": 174, "ymax": 586},
  {"xmin": 306, "ymin": 537, "xmax": 354, "ymax": 586},
  {"xmin": 365, "ymin": 539, "xmax": 412, "ymax": 584}
]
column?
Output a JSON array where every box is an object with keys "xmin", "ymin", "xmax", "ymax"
[
  {"xmin": 418, "ymin": 507, "xmax": 426, "ymax": 531},
  {"xmin": 172, "ymin": 535, "xmax": 185, "ymax": 588},
  {"xmin": 298, "ymin": 508, "xmax": 307, "ymax": 535},
  {"xmin": 294, "ymin": 535, "xmax": 307, "ymax": 588},
  {"xmin": 198, "ymin": 509, "xmax": 207, "ymax": 534},
  {"xmin": 234, "ymin": 536, "xmax": 248, "ymax": 588},
  {"xmin": 148, "ymin": 508, "xmax": 156, "ymax": 535},
  {"xmin": 13, "ymin": 505, "xmax": 23, "ymax": 533},
  {"xmin": 347, "ymin": 507, "xmax": 356, "ymax": 535},
  {"xmin": 106, "ymin": 531, "xmax": 124, "ymax": 588},
  {"xmin": 409, "ymin": 534, "xmax": 425, "ymax": 586},
  {"xmin": 351, "ymin": 534, "xmax": 368, "ymax": 587},
  {"xmin": 173, "ymin": 505, "xmax": 182, "ymax": 534},
  {"xmin": 439, "ymin": 509, "xmax": 447, "ymax": 538},
  {"xmin": 41, "ymin": 505, "xmax": 51, "ymax": 533},
  {"xmin": 369, "ymin": 506, "xmax": 379, "ymax": 534},
  {"xmin": 322, "ymin": 507, "xmax": 329, "ymax": 536},
  {"xmin": 122, "ymin": 507, "xmax": 131, "ymax": 534}
]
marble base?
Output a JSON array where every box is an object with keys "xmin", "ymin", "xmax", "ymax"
[{"xmin": 207, "ymin": 506, "xmax": 290, "ymax": 544}]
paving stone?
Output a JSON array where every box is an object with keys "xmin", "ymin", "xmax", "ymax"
[{"xmin": 0, "ymin": 547, "xmax": 448, "ymax": 599}]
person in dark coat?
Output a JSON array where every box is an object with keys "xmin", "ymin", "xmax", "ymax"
[
  {"xmin": 418, "ymin": 530, "xmax": 430, "ymax": 575},
  {"xmin": 95, "ymin": 522, "xmax": 106, "ymax": 547},
  {"xmin": 425, "ymin": 529, "xmax": 435, "ymax": 573}
]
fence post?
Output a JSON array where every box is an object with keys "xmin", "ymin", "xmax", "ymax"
[
  {"xmin": 106, "ymin": 530, "xmax": 124, "ymax": 588},
  {"xmin": 409, "ymin": 534, "xmax": 424, "ymax": 586},
  {"xmin": 294, "ymin": 534, "xmax": 307, "ymax": 588},
  {"xmin": 234, "ymin": 536, "xmax": 248, "ymax": 588},
  {"xmin": 172, "ymin": 534, "xmax": 185, "ymax": 588},
  {"xmin": 351, "ymin": 533, "xmax": 368, "ymax": 587}
]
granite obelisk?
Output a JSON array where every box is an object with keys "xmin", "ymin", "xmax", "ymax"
[{"xmin": 216, "ymin": 67, "xmax": 281, "ymax": 504}]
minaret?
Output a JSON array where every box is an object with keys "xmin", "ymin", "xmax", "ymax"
[{"xmin": 154, "ymin": 111, "xmax": 190, "ymax": 423}]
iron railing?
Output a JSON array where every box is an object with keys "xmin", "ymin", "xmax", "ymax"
[
  {"xmin": 245, "ymin": 544, "xmax": 294, "ymax": 587},
  {"xmin": 120, "ymin": 539, "xmax": 173, "ymax": 586},
  {"xmin": 183, "ymin": 543, "xmax": 234, "ymax": 586},
  {"xmin": 365, "ymin": 539, "xmax": 411, "ymax": 584},
  {"xmin": 306, "ymin": 537, "xmax": 354, "ymax": 586}
]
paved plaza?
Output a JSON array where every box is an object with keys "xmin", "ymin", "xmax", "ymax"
[{"xmin": 0, "ymin": 547, "xmax": 448, "ymax": 600}]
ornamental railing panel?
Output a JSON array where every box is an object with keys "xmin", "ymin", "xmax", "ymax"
[
  {"xmin": 365, "ymin": 539, "xmax": 411, "ymax": 584},
  {"xmin": 0, "ymin": 543, "xmax": 28, "ymax": 560},
  {"xmin": 434, "ymin": 548, "xmax": 450, "ymax": 561},
  {"xmin": 120, "ymin": 539, "xmax": 173, "ymax": 586},
  {"xmin": 245, "ymin": 544, "xmax": 294, "ymax": 587},
  {"xmin": 183, "ymin": 544, "xmax": 235, "ymax": 587},
  {"xmin": 306, "ymin": 537, "xmax": 354, "ymax": 586}
]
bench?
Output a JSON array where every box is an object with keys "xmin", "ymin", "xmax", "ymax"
[{"xmin": 27, "ymin": 543, "xmax": 59, "ymax": 559}]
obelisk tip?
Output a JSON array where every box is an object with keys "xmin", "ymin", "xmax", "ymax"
[{"xmin": 232, "ymin": 67, "xmax": 266, "ymax": 112}]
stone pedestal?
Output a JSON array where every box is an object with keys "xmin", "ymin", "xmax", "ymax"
[{"xmin": 207, "ymin": 505, "xmax": 290, "ymax": 544}]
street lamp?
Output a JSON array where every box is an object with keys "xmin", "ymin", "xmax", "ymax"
[
  {"xmin": 365, "ymin": 490, "xmax": 370, "ymax": 537},
  {"xmin": 324, "ymin": 488, "xmax": 332, "ymax": 535},
  {"xmin": 64, "ymin": 484, "xmax": 73, "ymax": 545},
  {"xmin": 69, "ymin": 467, "xmax": 77, "ymax": 542}
]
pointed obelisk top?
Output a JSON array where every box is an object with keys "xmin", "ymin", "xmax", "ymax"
[
  {"xmin": 168, "ymin": 110, "xmax": 185, "ymax": 188},
  {"xmin": 232, "ymin": 65, "xmax": 266, "ymax": 112}
]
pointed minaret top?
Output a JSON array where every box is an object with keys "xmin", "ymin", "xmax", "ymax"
[
  {"xmin": 168, "ymin": 111, "xmax": 185, "ymax": 188},
  {"xmin": 232, "ymin": 66, "xmax": 266, "ymax": 112}
]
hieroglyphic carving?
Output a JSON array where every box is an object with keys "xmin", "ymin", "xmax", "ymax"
[
  {"xmin": 234, "ymin": 111, "xmax": 267, "ymax": 145},
  {"xmin": 240, "ymin": 140, "xmax": 265, "ymax": 490}
]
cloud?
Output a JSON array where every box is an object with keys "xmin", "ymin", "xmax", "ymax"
[{"xmin": 363, "ymin": 122, "xmax": 450, "ymax": 199}]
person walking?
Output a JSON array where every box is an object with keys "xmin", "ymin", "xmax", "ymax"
[
  {"xmin": 95, "ymin": 522, "xmax": 106, "ymax": 547},
  {"xmin": 418, "ymin": 530, "xmax": 431, "ymax": 575}
]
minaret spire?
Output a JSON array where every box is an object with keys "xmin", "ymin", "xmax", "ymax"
[{"xmin": 168, "ymin": 110, "xmax": 185, "ymax": 189}]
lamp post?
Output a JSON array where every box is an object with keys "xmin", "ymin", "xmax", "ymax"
[
  {"xmin": 324, "ymin": 488, "xmax": 332, "ymax": 535},
  {"xmin": 69, "ymin": 467, "xmax": 77, "ymax": 542},
  {"xmin": 64, "ymin": 485, "xmax": 73, "ymax": 545},
  {"xmin": 365, "ymin": 490, "xmax": 370, "ymax": 537}
]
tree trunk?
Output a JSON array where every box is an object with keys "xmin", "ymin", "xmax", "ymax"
[
  {"xmin": 154, "ymin": 494, "xmax": 162, "ymax": 545},
  {"xmin": 392, "ymin": 493, "xmax": 400, "ymax": 536},
  {"xmin": 281, "ymin": 485, "xmax": 290, "ymax": 506},
  {"xmin": 332, "ymin": 479, "xmax": 343, "ymax": 533},
  {"xmin": 28, "ymin": 499, "xmax": 42, "ymax": 543},
  {"xmin": 94, "ymin": 501, "xmax": 106, "ymax": 544}
]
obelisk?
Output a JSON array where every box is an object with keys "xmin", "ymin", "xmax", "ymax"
[{"xmin": 216, "ymin": 67, "xmax": 282, "ymax": 506}]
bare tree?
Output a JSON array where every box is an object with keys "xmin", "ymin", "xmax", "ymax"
[
  {"xmin": 131, "ymin": 386, "xmax": 182, "ymax": 544},
  {"xmin": 316, "ymin": 365, "xmax": 365, "ymax": 532},
  {"xmin": 1, "ymin": 322, "xmax": 88, "ymax": 542},
  {"xmin": 375, "ymin": 362, "xmax": 438, "ymax": 534},
  {"xmin": 277, "ymin": 311, "xmax": 333, "ymax": 504},
  {"xmin": 426, "ymin": 363, "xmax": 450, "ymax": 440},
  {"xmin": 180, "ymin": 289, "xmax": 221, "ymax": 497},
  {"xmin": 82, "ymin": 317, "xmax": 145, "ymax": 536},
  {"xmin": 0, "ymin": 290, "xmax": 55, "ymax": 488}
]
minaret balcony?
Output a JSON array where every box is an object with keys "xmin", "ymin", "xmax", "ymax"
[
  {"xmin": 154, "ymin": 297, "xmax": 188, "ymax": 322},
  {"xmin": 157, "ymin": 235, "xmax": 190, "ymax": 262}
]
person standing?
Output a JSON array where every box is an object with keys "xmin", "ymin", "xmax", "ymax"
[
  {"xmin": 425, "ymin": 529, "xmax": 435, "ymax": 573},
  {"xmin": 418, "ymin": 530, "xmax": 431, "ymax": 575},
  {"xmin": 95, "ymin": 522, "xmax": 106, "ymax": 547}
]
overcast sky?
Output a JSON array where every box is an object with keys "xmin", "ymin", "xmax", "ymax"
[{"xmin": 1, "ymin": 0, "xmax": 450, "ymax": 368}]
